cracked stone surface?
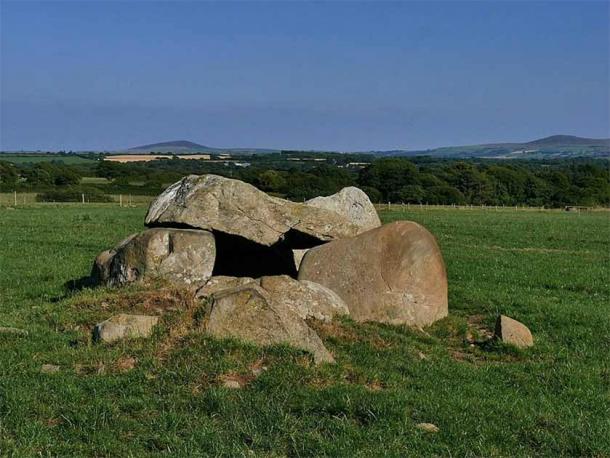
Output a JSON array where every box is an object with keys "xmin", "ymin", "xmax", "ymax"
[
  {"xmin": 144, "ymin": 174, "xmax": 363, "ymax": 247},
  {"xmin": 298, "ymin": 221, "xmax": 448, "ymax": 326}
]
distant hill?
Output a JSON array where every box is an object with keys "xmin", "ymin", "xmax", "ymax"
[
  {"xmin": 128, "ymin": 140, "xmax": 213, "ymax": 153},
  {"xmin": 376, "ymin": 135, "xmax": 610, "ymax": 159},
  {"xmin": 126, "ymin": 140, "xmax": 278, "ymax": 155},
  {"xmin": 524, "ymin": 135, "xmax": 610, "ymax": 148},
  {"xmin": 120, "ymin": 135, "xmax": 609, "ymax": 159}
]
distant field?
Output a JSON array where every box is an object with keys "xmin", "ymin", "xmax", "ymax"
[
  {"xmin": 0, "ymin": 154, "xmax": 97, "ymax": 164},
  {"xmin": 105, "ymin": 154, "xmax": 211, "ymax": 162},
  {"xmin": 0, "ymin": 206, "xmax": 608, "ymax": 455},
  {"xmin": 0, "ymin": 192, "xmax": 154, "ymax": 206}
]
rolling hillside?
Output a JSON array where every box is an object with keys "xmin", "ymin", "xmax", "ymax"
[
  {"xmin": 378, "ymin": 135, "xmax": 610, "ymax": 159},
  {"xmin": 126, "ymin": 140, "xmax": 279, "ymax": 155},
  {"xmin": 122, "ymin": 135, "xmax": 610, "ymax": 159}
]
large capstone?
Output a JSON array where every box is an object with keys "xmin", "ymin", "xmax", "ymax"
[
  {"xmin": 306, "ymin": 186, "xmax": 381, "ymax": 232},
  {"xmin": 91, "ymin": 228, "xmax": 215, "ymax": 287},
  {"xmin": 144, "ymin": 174, "xmax": 363, "ymax": 247},
  {"xmin": 298, "ymin": 221, "xmax": 448, "ymax": 327}
]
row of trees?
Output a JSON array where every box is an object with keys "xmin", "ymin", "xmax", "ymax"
[
  {"xmin": 1, "ymin": 156, "xmax": 608, "ymax": 207},
  {"xmin": 357, "ymin": 159, "xmax": 610, "ymax": 207}
]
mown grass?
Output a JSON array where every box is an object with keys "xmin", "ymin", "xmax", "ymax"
[{"xmin": 0, "ymin": 205, "xmax": 608, "ymax": 456}]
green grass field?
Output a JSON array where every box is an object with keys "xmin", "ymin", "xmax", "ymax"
[
  {"xmin": 0, "ymin": 205, "xmax": 608, "ymax": 456},
  {"xmin": 0, "ymin": 154, "xmax": 97, "ymax": 165}
]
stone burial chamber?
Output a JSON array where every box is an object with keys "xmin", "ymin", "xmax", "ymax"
[{"xmin": 89, "ymin": 174, "xmax": 448, "ymax": 363}]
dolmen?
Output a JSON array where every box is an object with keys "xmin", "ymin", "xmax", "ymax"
[{"xmin": 91, "ymin": 174, "xmax": 448, "ymax": 363}]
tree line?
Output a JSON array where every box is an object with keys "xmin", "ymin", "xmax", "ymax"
[{"xmin": 1, "ymin": 155, "xmax": 608, "ymax": 207}]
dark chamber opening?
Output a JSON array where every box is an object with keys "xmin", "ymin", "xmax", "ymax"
[{"xmin": 212, "ymin": 231, "xmax": 300, "ymax": 278}]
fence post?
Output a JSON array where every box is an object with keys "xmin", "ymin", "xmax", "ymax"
[
  {"xmin": 119, "ymin": 194, "xmax": 122, "ymax": 207},
  {"xmin": 82, "ymin": 193, "xmax": 85, "ymax": 204},
  {"xmin": 14, "ymin": 191, "xmax": 17, "ymax": 206}
]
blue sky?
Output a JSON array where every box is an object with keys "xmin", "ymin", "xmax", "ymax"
[{"xmin": 1, "ymin": 1, "xmax": 608, "ymax": 151}]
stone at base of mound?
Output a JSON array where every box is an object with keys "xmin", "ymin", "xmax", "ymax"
[
  {"xmin": 93, "ymin": 314, "xmax": 159, "ymax": 343},
  {"xmin": 495, "ymin": 315, "xmax": 533, "ymax": 348},
  {"xmin": 197, "ymin": 275, "xmax": 349, "ymax": 322},
  {"xmin": 298, "ymin": 221, "xmax": 448, "ymax": 327},
  {"xmin": 204, "ymin": 284, "xmax": 334, "ymax": 365},
  {"xmin": 259, "ymin": 275, "xmax": 349, "ymax": 322}
]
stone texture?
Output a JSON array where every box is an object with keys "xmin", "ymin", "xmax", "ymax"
[
  {"xmin": 91, "ymin": 228, "xmax": 215, "ymax": 287},
  {"xmin": 259, "ymin": 275, "xmax": 349, "ymax": 322},
  {"xmin": 91, "ymin": 249, "xmax": 116, "ymax": 285},
  {"xmin": 204, "ymin": 284, "xmax": 334, "ymax": 364},
  {"xmin": 306, "ymin": 186, "xmax": 381, "ymax": 232},
  {"xmin": 494, "ymin": 315, "xmax": 533, "ymax": 348},
  {"xmin": 93, "ymin": 314, "xmax": 159, "ymax": 343},
  {"xmin": 292, "ymin": 249, "xmax": 309, "ymax": 270},
  {"xmin": 197, "ymin": 275, "xmax": 349, "ymax": 322},
  {"xmin": 298, "ymin": 221, "xmax": 448, "ymax": 326},
  {"xmin": 145, "ymin": 174, "xmax": 362, "ymax": 247},
  {"xmin": 196, "ymin": 275, "xmax": 259, "ymax": 298}
]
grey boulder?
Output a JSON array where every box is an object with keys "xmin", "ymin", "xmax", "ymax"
[
  {"xmin": 93, "ymin": 314, "xmax": 159, "ymax": 343},
  {"xmin": 259, "ymin": 275, "xmax": 349, "ymax": 322},
  {"xmin": 306, "ymin": 186, "xmax": 381, "ymax": 233},
  {"xmin": 91, "ymin": 228, "xmax": 215, "ymax": 287},
  {"xmin": 197, "ymin": 275, "xmax": 349, "ymax": 322},
  {"xmin": 144, "ymin": 174, "xmax": 363, "ymax": 247},
  {"xmin": 203, "ymin": 284, "xmax": 334, "ymax": 364}
]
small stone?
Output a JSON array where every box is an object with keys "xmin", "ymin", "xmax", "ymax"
[
  {"xmin": 495, "ymin": 315, "xmax": 533, "ymax": 348},
  {"xmin": 416, "ymin": 422, "xmax": 439, "ymax": 433},
  {"xmin": 93, "ymin": 314, "xmax": 159, "ymax": 344},
  {"xmin": 41, "ymin": 364, "xmax": 60, "ymax": 374}
]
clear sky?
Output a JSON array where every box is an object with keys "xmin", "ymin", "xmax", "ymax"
[{"xmin": 1, "ymin": 1, "xmax": 608, "ymax": 151}]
